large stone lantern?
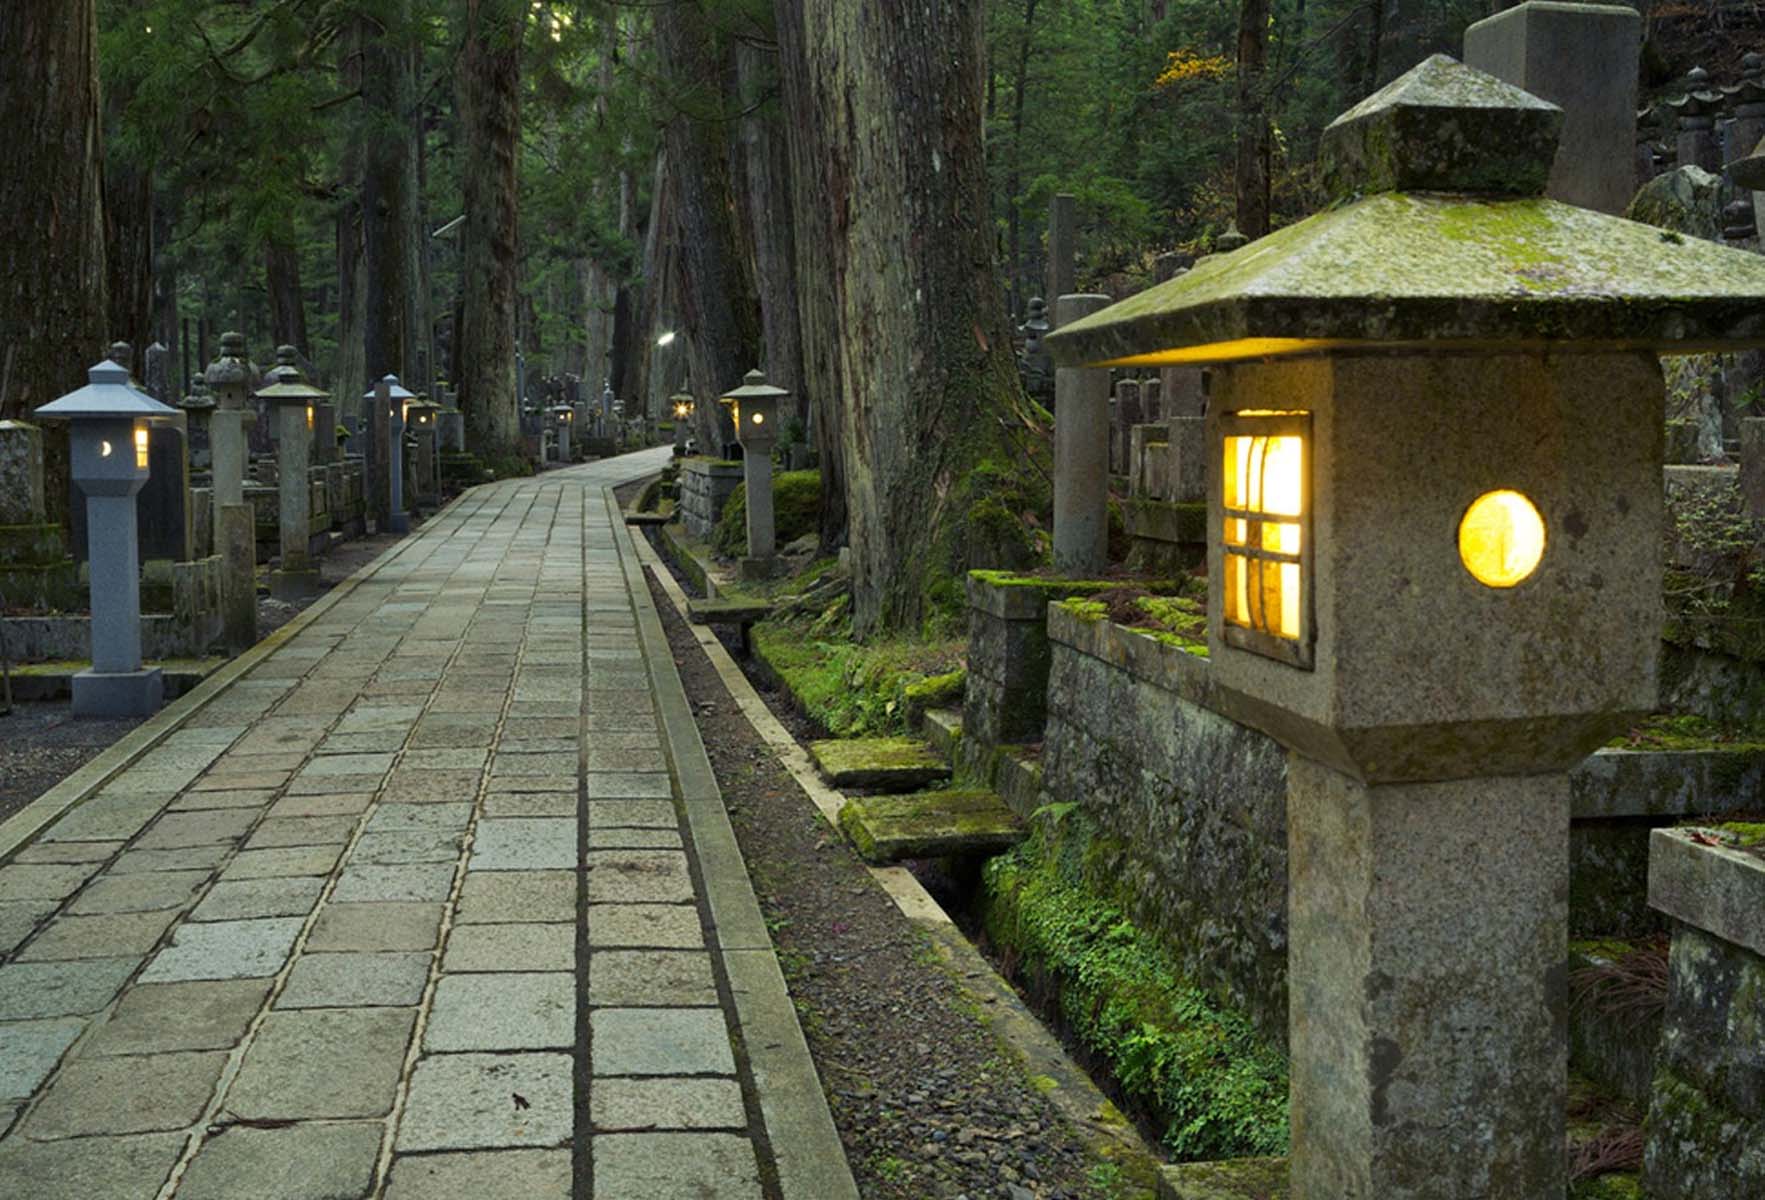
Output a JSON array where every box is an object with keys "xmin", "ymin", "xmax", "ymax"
[
  {"xmin": 720, "ymin": 369, "xmax": 787, "ymax": 580},
  {"xmin": 1047, "ymin": 55, "xmax": 1765, "ymax": 1199},
  {"xmin": 34, "ymin": 361, "xmax": 177, "ymax": 716},
  {"xmin": 255, "ymin": 347, "xmax": 326, "ymax": 599}
]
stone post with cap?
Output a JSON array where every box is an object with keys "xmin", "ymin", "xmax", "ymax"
[
  {"xmin": 720, "ymin": 369, "xmax": 787, "ymax": 580},
  {"xmin": 1048, "ymin": 54, "xmax": 1765, "ymax": 1199},
  {"xmin": 203, "ymin": 332, "xmax": 258, "ymax": 651},
  {"xmin": 256, "ymin": 347, "xmax": 325, "ymax": 599}
]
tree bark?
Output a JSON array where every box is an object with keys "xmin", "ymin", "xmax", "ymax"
[
  {"xmin": 0, "ymin": 0, "xmax": 108, "ymax": 528},
  {"xmin": 265, "ymin": 224, "xmax": 308, "ymax": 356},
  {"xmin": 1236, "ymin": 0, "xmax": 1272, "ymax": 239},
  {"xmin": 456, "ymin": 0, "xmax": 523, "ymax": 460},
  {"xmin": 771, "ymin": 0, "xmax": 846, "ymax": 550},
  {"xmin": 334, "ymin": 18, "xmax": 368, "ymax": 418},
  {"xmin": 1006, "ymin": 0, "xmax": 1041, "ymax": 317},
  {"xmin": 774, "ymin": 0, "xmax": 1032, "ymax": 635},
  {"xmin": 656, "ymin": 1, "xmax": 760, "ymax": 455},
  {"xmin": 735, "ymin": 39, "xmax": 806, "ymax": 439},
  {"xmin": 105, "ymin": 160, "xmax": 154, "ymax": 365},
  {"xmin": 361, "ymin": 2, "xmax": 420, "ymax": 386}
]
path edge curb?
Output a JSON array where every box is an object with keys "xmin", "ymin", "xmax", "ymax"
[{"xmin": 607, "ymin": 486, "xmax": 861, "ymax": 1200}]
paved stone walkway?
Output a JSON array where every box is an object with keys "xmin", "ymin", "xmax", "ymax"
[{"xmin": 0, "ymin": 449, "xmax": 852, "ymax": 1199}]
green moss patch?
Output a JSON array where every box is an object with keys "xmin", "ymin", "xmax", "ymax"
[
  {"xmin": 712, "ymin": 469, "xmax": 823, "ymax": 557},
  {"xmin": 838, "ymin": 789, "xmax": 1023, "ymax": 864},
  {"xmin": 750, "ymin": 616, "xmax": 965, "ymax": 738},
  {"xmin": 1606, "ymin": 713, "xmax": 1765, "ymax": 752},
  {"xmin": 1159, "ymin": 1156, "xmax": 1288, "ymax": 1200},
  {"xmin": 1057, "ymin": 586, "xmax": 1212, "ymax": 657},
  {"xmin": 981, "ymin": 824, "xmax": 1289, "ymax": 1161}
]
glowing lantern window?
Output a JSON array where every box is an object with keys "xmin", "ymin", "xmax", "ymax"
[
  {"xmin": 1220, "ymin": 411, "xmax": 1312, "ymax": 668},
  {"xmin": 1459, "ymin": 489, "xmax": 1545, "ymax": 588},
  {"xmin": 134, "ymin": 426, "xmax": 150, "ymax": 471}
]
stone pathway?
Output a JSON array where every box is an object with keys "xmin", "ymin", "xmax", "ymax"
[{"xmin": 0, "ymin": 449, "xmax": 853, "ymax": 1200}]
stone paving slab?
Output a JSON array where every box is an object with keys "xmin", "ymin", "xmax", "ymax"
[{"xmin": 0, "ymin": 451, "xmax": 855, "ymax": 1199}]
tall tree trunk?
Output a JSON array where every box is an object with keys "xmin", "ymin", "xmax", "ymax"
[
  {"xmin": 621, "ymin": 149, "xmax": 669, "ymax": 414},
  {"xmin": 657, "ymin": 1, "xmax": 761, "ymax": 454},
  {"xmin": 335, "ymin": 20, "xmax": 368, "ymax": 417},
  {"xmin": 105, "ymin": 160, "xmax": 154, "ymax": 363},
  {"xmin": 456, "ymin": 0, "xmax": 522, "ymax": 460},
  {"xmin": 1006, "ymin": 0, "xmax": 1041, "ymax": 317},
  {"xmin": 1236, "ymin": 0, "xmax": 1272, "ymax": 239},
  {"xmin": 0, "ymin": 0, "xmax": 108, "ymax": 529},
  {"xmin": 735, "ymin": 39, "xmax": 806, "ymax": 439},
  {"xmin": 775, "ymin": 0, "xmax": 1033, "ymax": 635},
  {"xmin": 361, "ymin": 2, "xmax": 420, "ymax": 385},
  {"xmin": 265, "ymin": 224, "xmax": 308, "ymax": 355},
  {"xmin": 772, "ymin": 0, "xmax": 846, "ymax": 551}
]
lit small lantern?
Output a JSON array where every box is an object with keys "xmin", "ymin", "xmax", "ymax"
[
  {"xmin": 1047, "ymin": 55, "xmax": 1765, "ymax": 1199},
  {"xmin": 670, "ymin": 392, "xmax": 695, "ymax": 455},
  {"xmin": 34, "ymin": 360, "xmax": 178, "ymax": 716},
  {"xmin": 548, "ymin": 402, "xmax": 575, "ymax": 464},
  {"xmin": 720, "ymin": 369, "xmax": 788, "ymax": 580},
  {"xmin": 255, "ymin": 347, "xmax": 328, "ymax": 599},
  {"xmin": 404, "ymin": 396, "xmax": 442, "ymax": 507},
  {"xmin": 365, "ymin": 375, "xmax": 415, "ymax": 534}
]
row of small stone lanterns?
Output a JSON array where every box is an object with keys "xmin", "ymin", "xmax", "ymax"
[{"xmin": 32, "ymin": 336, "xmax": 427, "ymax": 719}]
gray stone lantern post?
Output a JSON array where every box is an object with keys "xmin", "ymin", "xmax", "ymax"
[
  {"xmin": 1048, "ymin": 55, "xmax": 1765, "ymax": 1199},
  {"xmin": 405, "ymin": 396, "xmax": 441, "ymax": 507},
  {"xmin": 367, "ymin": 376, "xmax": 414, "ymax": 534},
  {"xmin": 670, "ymin": 393, "xmax": 694, "ymax": 455},
  {"xmin": 549, "ymin": 404, "xmax": 574, "ymax": 463},
  {"xmin": 255, "ymin": 347, "xmax": 325, "ymax": 600},
  {"xmin": 720, "ymin": 369, "xmax": 786, "ymax": 580},
  {"xmin": 34, "ymin": 361, "xmax": 177, "ymax": 717},
  {"xmin": 204, "ymin": 332, "xmax": 258, "ymax": 651}
]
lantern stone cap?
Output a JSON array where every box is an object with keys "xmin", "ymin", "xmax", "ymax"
[
  {"xmin": 255, "ymin": 347, "xmax": 329, "ymax": 404},
  {"xmin": 365, "ymin": 375, "xmax": 416, "ymax": 401},
  {"xmin": 1048, "ymin": 63, "xmax": 1765, "ymax": 369},
  {"xmin": 203, "ymin": 331, "xmax": 256, "ymax": 388},
  {"xmin": 1321, "ymin": 54, "xmax": 1562, "ymax": 199},
  {"xmin": 720, "ymin": 368, "xmax": 790, "ymax": 402},
  {"xmin": 35, "ymin": 360, "xmax": 177, "ymax": 421}
]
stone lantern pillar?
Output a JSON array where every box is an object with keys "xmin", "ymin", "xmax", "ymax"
[
  {"xmin": 1051, "ymin": 293, "xmax": 1112, "ymax": 576},
  {"xmin": 549, "ymin": 404, "xmax": 574, "ymax": 463},
  {"xmin": 204, "ymin": 332, "xmax": 258, "ymax": 652},
  {"xmin": 34, "ymin": 361, "xmax": 178, "ymax": 716},
  {"xmin": 405, "ymin": 397, "xmax": 441, "ymax": 507},
  {"xmin": 367, "ymin": 376, "xmax": 414, "ymax": 534},
  {"xmin": 255, "ymin": 347, "xmax": 325, "ymax": 600},
  {"xmin": 720, "ymin": 369, "xmax": 787, "ymax": 580},
  {"xmin": 1047, "ymin": 54, "xmax": 1765, "ymax": 1199},
  {"xmin": 670, "ymin": 393, "xmax": 694, "ymax": 455}
]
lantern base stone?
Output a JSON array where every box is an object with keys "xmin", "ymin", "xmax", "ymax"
[
  {"xmin": 1287, "ymin": 757, "xmax": 1568, "ymax": 1200},
  {"xmin": 270, "ymin": 567, "xmax": 322, "ymax": 602},
  {"xmin": 71, "ymin": 667, "xmax": 164, "ymax": 719}
]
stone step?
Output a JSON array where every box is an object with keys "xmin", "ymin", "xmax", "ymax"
[
  {"xmin": 685, "ymin": 599, "xmax": 773, "ymax": 626},
  {"xmin": 809, "ymin": 737, "xmax": 951, "ymax": 792},
  {"xmin": 837, "ymin": 789, "xmax": 1024, "ymax": 864}
]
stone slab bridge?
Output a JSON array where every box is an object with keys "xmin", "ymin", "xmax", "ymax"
[{"xmin": 0, "ymin": 448, "xmax": 858, "ymax": 1200}]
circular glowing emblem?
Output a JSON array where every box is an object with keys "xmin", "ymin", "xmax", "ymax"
[{"xmin": 1459, "ymin": 490, "xmax": 1546, "ymax": 588}]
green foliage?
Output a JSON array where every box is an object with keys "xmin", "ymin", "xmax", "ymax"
[
  {"xmin": 751, "ymin": 617, "xmax": 965, "ymax": 739},
  {"xmin": 711, "ymin": 470, "xmax": 823, "ymax": 557},
  {"xmin": 982, "ymin": 822, "xmax": 1289, "ymax": 1161}
]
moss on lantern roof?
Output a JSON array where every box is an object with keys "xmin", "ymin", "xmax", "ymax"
[
  {"xmin": 1047, "ymin": 54, "xmax": 1765, "ymax": 369},
  {"xmin": 1048, "ymin": 191, "xmax": 1765, "ymax": 368}
]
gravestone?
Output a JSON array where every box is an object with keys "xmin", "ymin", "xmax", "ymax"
[
  {"xmin": 1463, "ymin": 1, "xmax": 1641, "ymax": 214},
  {"xmin": 1051, "ymin": 293, "xmax": 1112, "ymax": 576},
  {"xmin": 143, "ymin": 342, "xmax": 169, "ymax": 402},
  {"xmin": 0, "ymin": 420, "xmax": 47, "ymax": 526},
  {"xmin": 1671, "ymin": 68, "xmax": 1723, "ymax": 174}
]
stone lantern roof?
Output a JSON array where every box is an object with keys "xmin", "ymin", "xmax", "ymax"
[
  {"xmin": 35, "ymin": 360, "xmax": 176, "ymax": 421},
  {"xmin": 720, "ymin": 369, "xmax": 790, "ymax": 404},
  {"xmin": 255, "ymin": 346, "xmax": 329, "ymax": 405},
  {"xmin": 1048, "ymin": 55, "xmax": 1765, "ymax": 369}
]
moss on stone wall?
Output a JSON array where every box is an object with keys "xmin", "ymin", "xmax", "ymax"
[
  {"xmin": 980, "ymin": 818, "xmax": 1289, "ymax": 1162},
  {"xmin": 712, "ymin": 469, "xmax": 824, "ymax": 557}
]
